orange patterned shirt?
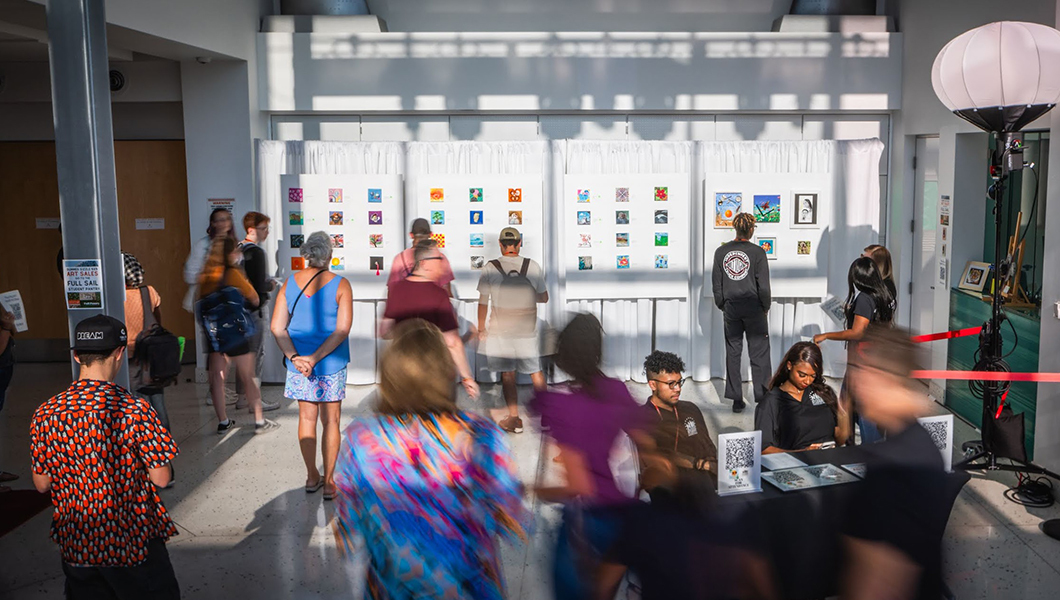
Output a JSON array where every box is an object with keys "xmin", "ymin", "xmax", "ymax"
[{"xmin": 30, "ymin": 380, "xmax": 179, "ymax": 566}]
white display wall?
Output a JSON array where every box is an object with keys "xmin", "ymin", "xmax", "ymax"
[
  {"xmin": 411, "ymin": 175, "xmax": 545, "ymax": 301},
  {"xmin": 562, "ymin": 175, "xmax": 690, "ymax": 300},
  {"xmin": 703, "ymin": 173, "xmax": 833, "ymax": 299},
  {"xmin": 279, "ymin": 174, "xmax": 404, "ymax": 300}
]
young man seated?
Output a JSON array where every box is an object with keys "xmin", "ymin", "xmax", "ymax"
[{"xmin": 640, "ymin": 351, "xmax": 717, "ymax": 501}]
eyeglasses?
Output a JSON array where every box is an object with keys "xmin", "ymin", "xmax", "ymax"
[{"xmin": 650, "ymin": 378, "xmax": 686, "ymax": 391}]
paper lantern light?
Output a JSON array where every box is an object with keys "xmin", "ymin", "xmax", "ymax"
[{"xmin": 932, "ymin": 21, "xmax": 1060, "ymax": 132}]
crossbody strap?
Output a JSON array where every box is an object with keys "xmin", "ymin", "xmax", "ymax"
[
  {"xmin": 140, "ymin": 287, "xmax": 157, "ymax": 330},
  {"xmin": 288, "ymin": 269, "xmax": 326, "ymax": 325}
]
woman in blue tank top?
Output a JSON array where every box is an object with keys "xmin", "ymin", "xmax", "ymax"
[{"xmin": 271, "ymin": 232, "xmax": 352, "ymax": 500}]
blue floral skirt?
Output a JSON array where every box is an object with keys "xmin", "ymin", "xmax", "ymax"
[{"xmin": 285, "ymin": 368, "xmax": 347, "ymax": 403}]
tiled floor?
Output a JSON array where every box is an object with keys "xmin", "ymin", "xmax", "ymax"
[{"xmin": 2, "ymin": 363, "xmax": 1060, "ymax": 599}]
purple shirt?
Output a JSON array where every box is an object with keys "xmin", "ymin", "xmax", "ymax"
[{"xmin": 530, "ymin": 376, "xmax": 650, "ymax": 505}]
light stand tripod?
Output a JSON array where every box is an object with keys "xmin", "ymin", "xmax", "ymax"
[{"xmin": 954, "ymin": 132, "xmax": 1060, "ymax": 482}]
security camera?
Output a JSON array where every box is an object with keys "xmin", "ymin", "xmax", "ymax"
[{"xmin": 195, "ymin": 56, "xmax": 212, "ymax": 65}]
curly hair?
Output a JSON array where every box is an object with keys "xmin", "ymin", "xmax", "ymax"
[
  {"xmin": 733, "ymin": 212, "xmax": 756, "ymax": 238},
  {"xmin": 644, "ymin": 350, "xmax": 685, "ymax": 377}
]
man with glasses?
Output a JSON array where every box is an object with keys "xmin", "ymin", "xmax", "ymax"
[{"xmin": 642, "ymin": 351, "xmax": 717, "ymax": 484}]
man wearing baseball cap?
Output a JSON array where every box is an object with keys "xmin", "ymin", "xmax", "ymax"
[
  {"xmin": 477, "ymin": 227, "xmax": 548, "ymax": 433},
  {"xmin": 30, "ymin": 315, "xmax": 180, "ymax": 598}
]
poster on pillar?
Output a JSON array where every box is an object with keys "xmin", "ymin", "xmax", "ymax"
[
  {"xmin": 562, "ymin": 175, "xmax": 690, "ymax": 300},
  {"xmin": 703, "ymin": 174, "xmax": 833, "ymax": 299},
  {"xmin": 410, "ymin": 176, "xmax": 545, "ymax": 301},
  {"xmin": 279, "ymin": 174, "xmax": 404, "ymax": 301}
]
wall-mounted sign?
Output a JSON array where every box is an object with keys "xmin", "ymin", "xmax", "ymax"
[
  {"xmin": 135, "ymin": 218, "xmax": 165, "ymax": 230},
  {"xmin": 63, "ymin": 259, "xmax": 103, "ymax": 310}
]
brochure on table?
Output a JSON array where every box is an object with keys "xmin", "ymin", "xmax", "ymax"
[
  {"xmin": 717, "ymin": 430, "xmax": 762, "ymax": 496},
  {"xmin": 411, "ymin": 176, "xmax": 545, "ymax": 301},
  {"xmin": 917, "ymin": 413, "xmax": 954, "ymax": 472},
  {"xmin": 704, "ymin": 172, "xmax": 833, "ymax": 299},
  {"xmin": 279, "ymin": 174, "xmax": 404, "ymax": 301},
  {"xmin": 563, "ymin": 175, "xmax": 690, "ymax": 300},
  {"xmin": 761, "ymin": 452, "xmax": 807, "ymax": 471},
  {"xmin": 762, "ymin": 463, "xmax": 860, "ymax": 492}
]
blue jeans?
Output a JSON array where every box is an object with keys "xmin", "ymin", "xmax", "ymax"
[{"xmin": 858, "ymin": 413, "xmax": 883, "ymax": 444}]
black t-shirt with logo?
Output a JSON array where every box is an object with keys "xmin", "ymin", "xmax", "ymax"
[
  {"xmin": 755, "ymin": 387, "xmax": 836, "ymax": 451},
  {"xmin": 642, "ymin": 399, "xmax": 717, "ymax": 467},
  {"xmin": 711, "ymin": 240, "xmax": 771, "ymax": 313}
]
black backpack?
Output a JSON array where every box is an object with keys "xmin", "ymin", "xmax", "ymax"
[
  {"xmin": 488, "ymin": 258, "xmax": 538, "ymax": 335},
  {"xmin": 133, "ymin": 288, "xmax": 182, "ymax": 388}
]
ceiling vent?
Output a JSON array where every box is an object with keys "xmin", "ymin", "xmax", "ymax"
[{"xmin": 109, "ymin": 69, "xmax": 126, "ymax": 94}]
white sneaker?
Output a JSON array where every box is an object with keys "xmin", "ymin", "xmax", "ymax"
[{"xmin": 254, "ymin": 419, "xmax": 280, "ymax": 434}]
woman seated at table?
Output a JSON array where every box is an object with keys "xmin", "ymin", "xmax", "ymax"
[{"xmin": 756, "ymin": 341, "xmax": 851, "ymax": 454}]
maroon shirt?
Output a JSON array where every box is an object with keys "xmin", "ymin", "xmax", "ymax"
[{"xmin": 384, "ymin": 279, "xmax": 459, "ymax": 332}]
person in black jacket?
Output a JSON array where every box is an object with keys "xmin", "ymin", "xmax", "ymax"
[
  {"xmin": 237, "ymin": 212, "xmax": 280, "ymax": 412},
  {"xmin": 712, "ymin": 212, "xmax": 771, "ymax": 413}
]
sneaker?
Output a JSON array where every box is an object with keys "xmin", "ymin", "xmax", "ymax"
[
  {"xmin": 234, "ymin": 395, "xmax": 248, "ymax": 410},
  {"xmin": 732, "ymin": 401, "xmax": 746, "ymax": 414},
  {"xmin": 225, "ymin": 388, "xmax": 238, "ymax": 406},
  {"xmin": 217, "ymin": 419, "xmax": 236, "ymax": 434},
  {"xmin": 259, "ymin": 399, "xmax": 280, "ymax": 412},
  {"xmin": 498, "ymin": 416, "xmax": 524, "ymax": 434},
  {"xmin": 254, "ymin": 419, "xmax": 280, "ymax": 435}
]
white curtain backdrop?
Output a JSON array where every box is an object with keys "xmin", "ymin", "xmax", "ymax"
[
  {"xmin": 553, "ymin": 141, "xmax": 696, "ymax": 383},
  {"xmin": 405, "ymin": 142, "xmax": 551, "ymax": 383},
  {"xmin": 694, "ymin": 139, "xmax": 885, "ymax": 380},
  {"xmin": 256, "ymin": 140, "xmax": 405, "ymax": 384}
]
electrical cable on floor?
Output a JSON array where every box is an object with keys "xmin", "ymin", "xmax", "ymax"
[{"xmin": 1003, "ymin": 464, "xmax": 1055, "ymax": 508}]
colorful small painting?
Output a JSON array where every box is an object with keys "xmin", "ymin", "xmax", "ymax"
[
  {"xmin": 616, "ymin": 210, "xmax": 630, "ymax": 225},
  {"xmin": 655, "ymin": 187, "xmax": 668, "ymax": 202},
  {"xmin": 616, "ymin": 187, "xmax": 629, "ymax": 202},
  {"xmin": 329, "ymin": 188, "xmax": 343, "ymax": 203},
  {"xmin": 369, "ymin": 211, "xmax": 383, "ymax": 225},
  {"xmin": 469, "ymin": 188, "xmax": 483, "ymax": 202},
  {"xmin": 430, "ymin": 188, "xmax": 444, "ymax": 202},
  {"xmin": 470, "ymin": 210, "xmax": 483, "ymax": 225},
  {"xmin": 470, "ymin": 233, "xmax": 484, "ymax": 247},
  {"xmin": 290, "ymin": 234, "xmax": 304, "ymax": 248},
  {"xmin": 578, "ymin": 234, "xmax": 592, "ymax": 248},
  {"xmin": 369, "ymin": 256, "xmax": 384, "ymax": 271},
  {"xmin": 330, "ymin": 234, "xmax": 344, "ymax": 249},
  {"xmin": 291, "ymin": 257, "xmax": 305, "ymax": 271},
  {"xmin": 289, "ymin": 211, "xmax": 303, "ymax": 226},
  {"xmin": 756, "ymin": 236, "xmax": 777, "ymax": 260},
  {"xmin": 797, "ymin": 241, "xmax": 811, "ymax": 255},
  {"xmin": 369, "ymin": 234, "xmax": 383, "ymax": 248},
  {"xmin": 655, "ymin": 255, "xmax": 669, "ymax": 269},
  {"xmin": 617, "ymin": 255, "xmax": 631, "ymax": 269},
  {"xmin": 616, "ymin": 232, "xmax": 629, "ymax": 247},
  {"xmin": 330, "ymin": 256, "xmax": 345, "ymax": 271},
  {"xmin": 508, "ymin": 211, "xmax": 522, "ymax": 225},
  {"xmin": 577, "ymin": 211, "xmax": 591, "ymax": 226},
  {"xmin": 579, "ymin": 256, "xmax": 593, "ymax": 271},
  {"xmin": 655, "ymin": 232, "xmax": 668, "ymax": 247},
  {"xmin": 430, "ymin": 211, "xmax": 444, "ymax": 225},
  {"xmin": 654, "ymin": 210, "xmax": 668, "ymax": 224},
  {"xmin": 715, "ymin": 192, "xmax": 742, "ymax": 227},
  {"xmin": 471, "ymin": 256, "xmax": 485, "ymax": 270},
  {"xmin": 288, "ymin": 188, "xmax": 303, "ymax": 203},
  {"xmin": 509, "ymin": 188, "xmax": 522, "ymax": 203},
  {"xmin": 753, "ymin": 194, "xmax": 781, "ymax": 223},
  {"xmin": 368, "ymin": 188, "xmax": 382, "ymax": 203},
  {"xmin": 578, "ymin": 189, "xmax": 591, "ymax": 203},
  {"xmin": 430, "ymin": 233, "xmax": 446, "ymax": 248},
  {"xmin": 329, "ymin": 211, "xmax": 343, "ymax": 226}
]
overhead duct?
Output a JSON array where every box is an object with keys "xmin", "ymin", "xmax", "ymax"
[{"xmin": 280, "ymin": 0, "xmax": 369, "ymax": 15}]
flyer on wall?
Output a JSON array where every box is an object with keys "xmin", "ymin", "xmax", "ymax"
[
  {"xmin": 0, "ymin": 290, "xmax": 28, "ymax": 332},
  {"xmin": 717, "ymin": 430, "xmax": 762, "ymax": 496},
  {"xmin": 63, "ymin": 259, "xmax": 104, "ymax": 310}
]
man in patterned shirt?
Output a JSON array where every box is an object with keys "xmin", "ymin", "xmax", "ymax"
[{"xmin": 30, "ymin": 314, "xmax": 180, "ymax": 598}]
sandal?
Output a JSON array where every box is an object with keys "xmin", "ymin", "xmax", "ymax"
[
  {"xmin": 305, "ymin": 479, "xmax": 324, "ymax": 493},
  {"xmin": 0, "ymin": 471, "xmax": 18, "ymax": 483},
  {"xmin": 323, "ymin": 485, "xmax": 337, "ymax": 501}
]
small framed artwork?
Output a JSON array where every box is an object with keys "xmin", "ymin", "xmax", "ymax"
[
  {"xmin": 330, "ymin": 234, "xmax": 344, "ymax": 249},
  {"xmin": 616, "ymin": 232, "xmax": 629, "ymax": 247},
  {"xmin": 616, "ymin": 188, "xmax": 629, "ymax": 202},
  {"xmin": 288, "ymin": 188, "xmax": 303, "ymax": 203},
  {"xmin": 579, "ymin": 256, "xmax": 593, "ymax": 271},
  {"xmin": 655, "ymin": 187, "xmax": 668, "ymax": 202},
  {"xmin": 331, "ymin": 256, "xmax": 345, "ymax": 271},
  {"xmin": 958, "ymin": 261, "xmax": 991, "ymax": 292},
  {"xmin": 655, "ymin": 255, "xmax": 668, "ymax": 269},
  {"xmin": 430, "ymin": 233, "xmax": 445, "ymax": 248},
  {"xmin": 328, "ymin": 188, "xmax": 343, "ymax": 203},
  {"xmin": 369, "ymin": 234, "xmax": 383, "ymax": 248},
  {"xmin": 469, "ymin": 188, "xmax": 483, "ymax": 202},
  {"xmin": 291, "ymin": 257, "xmax": 305, "ymax": 270},
  {"xmin": 577, "ymin": 211, "xmax": 591, "ymax": 225},
  {"xmin": 752, "ymin": 195, "xmax": 780, "ymax": 223},
  {"xmin": 430, "ymin": 188, "xmax": 444, "ymax": 202},
  {"xmin": 654, "ymin": 210, "xmax": 668, "ymax": 224},
  {"xmin": 369, "ymin": 256, "xmax": 384, "ymax": 271},
  {"xmin": 616, "ymin": 255, "xmax": 631, "ymax": 269},
  {"xmin": 470, "ymin": 210, "xmax": 483, "ymax": 225},
  {"xmin": 329, "ymin": 211, "xmax": 343, "ymax": 226},
  {"xmin": 469, "ymin": 233, "xmax": 484, "ymax": 248},
  {"xmin": 471, "ymin": 256, "xmax": 485, "ymax": 269},
  {"xmin": 430, "ymin": 211, "xmax": 444, "ymax": 225},
  {"xmin": 369, "ymin": 211, "xmax": 383, "ymax": 225},
  {"xmin": 654, "ymin": 232, "xmax": 668, "ymax": 247},
  {"xmin": 755, "ymin": 236, "xmax": 777, "ymax": 260},
  {"xmin": 616, "ymin": 210, "xmax": 630, "ymax": 225},
  {"xmin": 797, "ymin": 241, "xmax": 811, "ymax": 255},
  {"xmin": 578, "ymin": 234, "xmax": 592, "ymax": 248},
  {"xmin": 289, "ymin": 211, "xmax": 303, "ymax": 226},
  {"xmin": 578, "ymin": 189, "xmax": 591, "ymax": 203},
  {"xmin": 791, "ymin": 193, "xmax": 820, "ymax": 228},
  {"xmin": 368, "ymin": 188, "xmax": 382, "ymax": 203},
  {"xmin": 714, "ymin": 192, "xmax": 741, "ymax": 228},
  {"xmin": 291, "ymin": 234, "xmax": 304, "ymax": 248},
  {"xmin": 508, "ymin": 188, "xmax": 522, "ymax": 202},
  {"xmin": 508, "ymin": 211, "xmax": 522, "ymax": 225}
]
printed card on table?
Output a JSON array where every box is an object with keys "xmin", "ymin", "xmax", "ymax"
[
  {"xmin": 718, "ymin": 431, "xmax": 762, "ymax": 496},
  {"xmin": 917, "ymin": 414, "xmax": 954, "ymax": 472}
]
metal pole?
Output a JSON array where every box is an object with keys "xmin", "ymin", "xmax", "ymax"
[{"xmin": 46, "ymin": 0, "xmax": 128, "ymax": 388}]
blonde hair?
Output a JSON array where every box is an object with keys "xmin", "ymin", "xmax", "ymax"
[
  {"xmin": 864, "ymin": 244, "xmax": 894, "ymax": 283},
  {"xmin": 377, "ymin": 319, "xmax": 457, "ymax": 416}
]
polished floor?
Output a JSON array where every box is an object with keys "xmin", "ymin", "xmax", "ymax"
[{"xmin": 1, "ymin": 363, "xmax": 1060, "ymax": 599}]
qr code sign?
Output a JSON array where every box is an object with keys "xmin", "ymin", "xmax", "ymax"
[
  {"xmin": 923, "ymin": 421, "xmax": 949, "ymax": 452},
  {"xmin": 724, "ymin": 437, "xmax": 756, "ymax": 469}
]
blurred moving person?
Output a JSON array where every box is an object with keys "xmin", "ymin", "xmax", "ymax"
[
  {"xmin": 271, "ymin": 232, "xmax": 353, "ymax": 501},
  {"xmin": 334, "ymin": 319, "xmax": 525, "ymax": 599},
  {"xmin": 756, "ymin": 342, "xmax": 850, "ymax": 454},
  {"xmin": 478, "ymin": 227, "xmax": 548, "ymax": 433},
  {"xmin": 712, "ymin": 213, "xmax": 771, "ymax": 413},
  {"xmin": 842, "ymin": 325, "xmax": 945, "ymax": 600},
  {"xmin": 236, "ymin": 212, "xmax": 279, "ymax": 413},
  {"xmin": 387, "ymin": 217, "xmax": 455, "ymax": 295},
  {"xmin": 382, "ymin": 243, "xmax": 479, "ymax": 400},
  {"xmin": 30, "ymin": 316, "xmax": 180, "ymax": 598}
]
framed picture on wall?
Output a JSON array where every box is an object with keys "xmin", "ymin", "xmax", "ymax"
[
  {"xmin": 791, "ymin": 192, "xmax": 820, "ymax": 229},
  {"xmin": 755, "ymin": 236, "xmax": 777, "ymax": 260},
  {"xmin": 958, "ymin": 260, "xmax": 991, "ymax": 292}
]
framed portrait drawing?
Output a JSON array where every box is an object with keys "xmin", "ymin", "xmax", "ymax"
[
  {"xmin": 791, "ymin": 192, "xmax": 820, "ymax": 229},
  {"xmin": 958, "ymin": 261, "xmax": 991, "ymax": 292}
]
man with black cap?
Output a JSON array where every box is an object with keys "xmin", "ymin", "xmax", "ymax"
[
  {"xmin": 30, "ymin": 315, "xmax": 180, "ymax": 598},
  {"xmin": 387, "ymin": 217, "xmax": 455, "ymax": 295},
  {"xmin": 478, "ymin": 227, "xmax": 548, "ymax": 433}
]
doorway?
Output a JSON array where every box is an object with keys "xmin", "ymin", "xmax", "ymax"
[{"xmin": 910, "ymin": 136, "xmax": 940, "ymax": 334}]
